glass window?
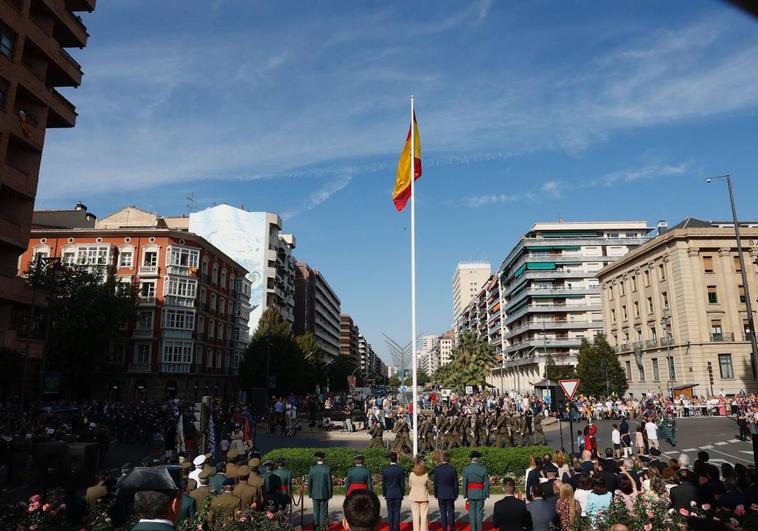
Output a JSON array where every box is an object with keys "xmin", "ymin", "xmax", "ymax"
[
  {"xmin": 734, "ymin": 256, "xmax": 742, "ymax": 273},
  {"xmin": 625, "ymin": 361, "xmax": 632, "ymax": 380},
  {"xmin": 644, "ymin": 270, "xmax": 651, "ymax": 287},
  {"xmin": 631, "ymin": 276, "xmax": 638, "ymax": 291},
  {"xmin": 143, "ymin": 251, "xmax": 158, "ymax": 266},
  {"xmin": 658, "ymin": 263, "xmax": 666, "ymax": 281},
  {"xmin": 137, "ymin": 311, "xmax": 153, "ymax": 330},
  {"xmin": 166, "ymin": 278, "xmax": 197, "ymax": 298},
  {"xmin": 707, "ymin": 286, "xmax": 718, "ymax": 304},
  {"xmin": 633, "ymin": 302, "xmax": 640, "ymax": 318},
  {"xmin": 611, "ymin": 309, "xmax": 616, "ymax": 323},
  {"xmin": 667, "ymin": 356, "xmax": 676, "ymax": 380},
  {"xmin": 703, "ymin": 256, "xmax": 714, "ymax": 273},
  {"xmin": 639, "ymin": 363, "xmax": 646, "ymax": 381},
  {"xmin": 62, "ymin": 250, "xmax": 75, "ymax": 265},
  {"xmin": 168, "ymin": 247, "xmax": 199, "ymax": 268},
  {"xmin": 661, "ymin": 292, "xmax": 669, "ymax": 310},
  {"xmin": 647, "ymin": 297, "xmax": 653, "ymax": 313},
  {"xmin": 619, "ymin": 283, "xmax": 625, "ymax": 296},
  {"xmin": 622, "ymin": 305, "xmax": 627, "ymax": 319},
  {"xmin": 0, "ymin": 31, "xmax": 15, "ymax": 58},
  {"xmin": 119, "ymin": 250, "xmax": 133, "ymax": 268},
  {"xmin": 718, "ymin": 353, "xmax": 734, "ymax": 379},
  {"xmin": 135, "ymin": 344, "xmax": 151, "ymax": 364},
  {"xmin": 738, "ymin": 285, "xmax": 746, "ymax": 304},
  {"xmin": 139, "ymin": 282, "xmax": 155, "ymax": 299},
  {"xmin": 76, "ymin": 245, "xmax": 109, "ymax": 266},
  {"xmin": 652, "ymin": 358, "xmax": 660, "ymax": 381}
]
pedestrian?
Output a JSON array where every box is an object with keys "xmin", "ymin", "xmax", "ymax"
[
  {"xmin": 433, "ymin": 452, "xmax": 458, "ymax": 531},
  {"xmin": 382, "ymin": 451, "xmax": 405, "ymax": 531},
  {"xmin": 308, "ymin": 451, "xmax": 333, "ymax": 530},
  {"xmin": 611, "ymin": 423, "xmax": 621, "ymax": 458},
  {"xmin": 619, "ymin": 416, "xmax": 632, "ymax": 457},
  {"xmin": 659, "ymin": 412, "xmax": 678, "ymax": 446},
  {"xmin": 492, "ymin": 477, "xmax": 531, "ymax": 531},
  {"xmin": 644, "ymin": 416, "xmax": 659, "ymax": 449},
  {"xmin": 462, "ymin": 450, "xmax": 489, "ymax": 531},
  {"xmin": 409, "ymin": 458, "xmax": 429, "ymax": 531},
  {"xmin": 556, "ymin": 483, "xmax": 581, "ymax": 531}
]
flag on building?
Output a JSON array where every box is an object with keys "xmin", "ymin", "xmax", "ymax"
[
  {"xmin": 207, "ymin": 415, "xmax": 216, "ymax": 459},
  {"xmin": 392, "ymin": 112, "xmax": 422, "ymax": 211}
]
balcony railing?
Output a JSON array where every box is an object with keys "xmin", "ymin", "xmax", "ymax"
[
  {"xmin": 164, "ymin": 296, "xmax": 195, "ymax": 307},
  {"xmin": 59, "ymin": 47, "xmax": 82, "ymax": 71},
  {"xmin": 711, "ymin": 332, "xmax": 735, "ymax": 342},
  {"xmin": 160, "ymin": 362, "xmax": 191, "ymax": 374},
  {"xmin": 138, "ymin": 265, "xmax": 159, "ymax": 276},
  {"xmin": 138, "ymin": 295, "xmax": 156, "ymax": 305},
  {"xmin": 133, "ymin": 328, "xmax": 154, "ymax": 338}
]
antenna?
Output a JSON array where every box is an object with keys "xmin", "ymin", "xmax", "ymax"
[{"xmin": 186, "ymin": 192, "xmax": 195, "ymax": 213}]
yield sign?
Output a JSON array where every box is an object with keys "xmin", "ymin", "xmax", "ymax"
[{"xmin": 559, "ymin": 379, "xmax": 580, "ymax": 400}]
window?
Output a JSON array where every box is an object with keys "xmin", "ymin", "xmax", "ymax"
[
  {"xmin": 217, "ymin": 323, "xmax": 224, "ymax": 341},
  {"xmin": 219, "ymin": 297, "xmax": 225, "ymax": 314},
  {"xmin": 650, "ymin": 327, "xmax": 657, "ymax": 340},
  {"xmin": 76, "ymin": 245, "xmax": 109, "ymax": 266},
  {"xmin": 220, "ymin": 269, "xmax": 227, "ymax": 289},
  {"xmin": 32, "ymin": 248, "xmax": 50, "ymax": 264},
  {"xmin": 718, "ymin": 353, "xmax": 734, "ymax": 379},
  {"xmin": 611, "ymin": 309, "xmax": 616, "ymax": 323},
  {"xmin": 62, "ymin": 249, "xmax": 75, "ymax": 265},
  {"xmin": 197, "ymin": 315, "xmax": 204, "ymax": 334},
  {"xmin": 711, "ymin": 320, "xmax": 722, "ymax": 341},
  {"xmin": 200, "ymin": 288, "xmax": 206, "ymax": 304},
  {"xmin": 137, "ymin": 311, "xmax": 153, "ymax": 330},
  {"xmin": 658, "ymin": 263, "xmax": 666, "ymax": 281},
  {"xmin": 210, "ymin": 292, "xmax": 217, "ymax": 310},
  {"xmin": 639, "ymin": 363, "xmax": 646, "ymax": 382},
  {"xmin": 667, "ymin": 356, "xmax": 676, "ymax": 380},
  {"xmin": 622, "ymin": 305, "xmax": 627, "ymax": 320},
  {"xmin": 139, "ymin": 282, "xmax": 156, "ymax": 300},
  {"xmin": 206, "ymin": 349, "xmax": 214, "ymax": 368},
  {"xmin": 135, "ymin": 344, "xmax": 151, "ymax": 364},
  {"xmin": 631, "ymin": 276, "xmax": 638, "ymax": 292},
  {"xmin": 707, "ymin": 285, "xmax": 718, "ymax": 304},
  {"xmin": 644, "ymin": 270, "xmax": 651, "ymax": 287},
  {"xmin": 647, "ymin": 297, "xmax": 654, "ymax": 314},
  {"xmin": 162, "ymin": 340, "xmax": 192, "ymax": 364},
  {"xmin": 168, "ymin": 246, "xmax": 199, "ymax": 268},
  {"xmin": 0, "ymin": 77, "xmax": 7, "ymax": 109},
  {"xmin": 738, "ymin": 285, "xmax": 746, "ymax": 304},
  {"xmin": 119, "ymin": 250, "xmax": 133, "ymax": 268},
  {"xmin": 166, "ymin": 278, "xmax": 197, "ymax": 298},
  {"xmin": 661, "ymin": 292, "xmax": 669, "ymax": 310},
  {"xmin": 652, "ymin": 358, "xmax": 660, "ymax": 381},
  {"xmin": 163, "ymin": 309, "xmax": 195, "ymax": 330},
  {"xmin": 212, "ymin": 263, "xmax": 219, "ymax": 284},
  {"xmin": 208, "ymin": 319, "xmax": 215, "ymax": 339},
  {"xmin": 619, "ymin": 282, "xmax": 625, "ymax": 296},
  {"xmin": 734, "ymin": 256, "xmax": 742, "ymax": 273},
  {"xmin": 608, "ymin": 286, "xmax": 614, "ymax": 301},
  {"xmin": 633, "ymin": 301, "xmax": 640, "ymax": 318},
  {"xmin": 143, "ymin": 251, "xmax": 158, "ymax": 267},
  {"xmin": 0, "ymin": 30, "xmax": 15, "ymax": 58},
  {"xmin": 625, "ymin": 361, "xmax": 632, "ymax": 380},
  {"xmin": 703, "ymin": 256, "xmax": 714, "ymax": 273}
]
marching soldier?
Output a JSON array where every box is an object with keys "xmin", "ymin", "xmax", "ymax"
[
  {"xmin": 392, "ymin": 416, "xmax": 412, "ymax": 454},
  {"xmin": 308, "ymin": 452, "xmax": 333, "ymax": 530},
  {"xmin": 189, "ymin": 468, "xmax": 213, "ymax": 511},
  {"xmin": 533, "ymin": 408, "xmax": 546, "ymax": 445},
  {"xmin": 225, "ymin": 449, "xmax": 240, "ymax": 482},
  {"xmin": 494, "ymin": 411, "xmax": 511, "ymax": 448},
  {"xmin": 209, "ymin": 479, "xmax": 242, "ymax": 523},
  {"xmin": 368, "ymin": 420, "xmax": 384, "ymax": 448},
  {"xmin": 345, "ymin": 454, "xmax": 373, "ymax": 496},
  {"xmin": 462, "ymin": 451, "xmax": 489, "ymax": 531},
  {"xmin": 419, "ymin": 415, "xmax": 434, "ymax": 453},
  {"xmin": 273, "ymin": 457, "xmax": 293, "ymax": 509},
  {"xmin": 246, "ymin": 460, "xmax": 265, "ymax": 510}
]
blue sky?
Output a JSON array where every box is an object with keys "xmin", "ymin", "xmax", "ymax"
[{"xmin": 37, "ymin": 1, "xmax": 758, "ymax": 365}]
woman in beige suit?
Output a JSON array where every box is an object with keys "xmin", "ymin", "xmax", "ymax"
[{"xmin": 408, "ymin": 458, "xmax": 429, "ymax": 531}]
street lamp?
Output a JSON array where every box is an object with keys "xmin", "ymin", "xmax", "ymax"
[{"xmin": 707, "ymin": 175, "xmax": 758, "ymax": 378}]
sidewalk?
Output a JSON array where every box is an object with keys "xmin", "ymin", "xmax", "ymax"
[{"xmin": 291, "ymin": 494, "xmax": 504, "ymax": 530}]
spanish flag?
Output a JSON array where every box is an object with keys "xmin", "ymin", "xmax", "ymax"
[{"xmin": 392, "ymin": 112, "xmax": 422, "ymax": 211}]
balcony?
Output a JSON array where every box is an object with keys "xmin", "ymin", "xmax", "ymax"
[
  {"xmin": 711, "ymin": 332, "xmax": 736, "ymax": 342},
  {"xmin": 164, "ymin": 296, "xmax": 195, "ymax": 308},
  {"xmin": 160, "ymin": 362, "xmax": 191, "ymax": 374},
  {"xmin": 505, "ymin": 337, "xmax": 583, "ymax": 355},
  {"xmin": 504, "ymin": 303, "xmax": 602, "ymax": 326},
  {"xmin": 138, "ymin": 265, "xmax": 159, "ymax": 276},
  {"xmin": 167, "ymin": 264, "xmax": 198, "ymax": 277},
  {"xmin": 0, "ymin": 216, "xmax": 25, "ymax": 247},
  {"xmin": 128, "ymin": 362, "xmax": 151, "ymax": 373},
  {"xmin": 138, "ymin": 295, "xmax": 156, "ymax": 306},
  {"xmin": 162, "ymin": 329, "xmax": 192, "ymax": 340},
  {"xmin": 503, "ymin": 271, "xmax": 598, "ymax": 296},
  {"xmin": 133, "ymin": 328, "xmax": 154, "ymax": 338},
  {"xmin": 505, "ymin": 319, "xmax": 602, "ymax": 338}
]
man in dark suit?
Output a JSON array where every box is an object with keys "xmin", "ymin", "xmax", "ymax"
[
  {"xmin": 433, "ymin": 452, "xmax": 458, "ymax": 531},
  {"xmin": 492, "ymin": 478, "xmax": 532, "ymax": 531},
  {"xmin": 670, "ymin": 469, "xmax": 698, "ymax": 510},
  {"xmin": 381, "ymin": 452, "xmax": 405, "ymax": 531}
]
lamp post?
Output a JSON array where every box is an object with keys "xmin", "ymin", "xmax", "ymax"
[{"xmin": 707, "ymin": 175, "xmax": 758, "ymax": 378}]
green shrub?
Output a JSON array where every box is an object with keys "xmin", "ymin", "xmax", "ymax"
[{"xmin": 262, "ymin": 446, "xmax": 551, "ymax": 482}]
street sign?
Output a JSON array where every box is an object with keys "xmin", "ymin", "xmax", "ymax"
[
  {"xmin": 559, "ymin": 379, "xmax": 580, "ymax": 400},
  {"xmin": 400, "ymin": 385, "xmax": 409, "ymax": 393}
]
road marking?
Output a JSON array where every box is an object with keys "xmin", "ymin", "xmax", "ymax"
[
  {"xmin": 715, "ymin": 442, "xmax": 728, "ymax": 446},
  {"xmin": 728, "ymin": 439, "xmax": 741, "ymax": 443},
  {"xmin": 683, "ymin": 448, "xmax": 698, "ymax": 452},
  {"xmin": 700, "ymin": 445, "xmax": 714, "ymax": 449},
  {"xmin": 740, "ymin": 451, "xmax": 754, "ymax": 455},
  {"xmin": 707, "ymin": 447, "xmax": 753, "ymax": 464}
]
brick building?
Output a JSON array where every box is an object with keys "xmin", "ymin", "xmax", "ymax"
[{"xmin": 19, "ymin": 206, "xmax": 252, "ymax": 401}]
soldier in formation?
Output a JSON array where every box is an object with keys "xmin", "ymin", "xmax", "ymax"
[
  {"xmin": 345, "ymin": 454, "xmax": 373, "ymax": 496},
  {"xmin": 391, "ymin": 416, "xmax": 412, "ymax": 453},
  {"xmin": 368, "ymin": 420, "xmax": 384, "ymax": 448}
]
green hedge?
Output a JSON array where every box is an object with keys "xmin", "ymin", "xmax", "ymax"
[{"xmin": 262, "ymin": 446, "xmax": 552, "ymax": 481}]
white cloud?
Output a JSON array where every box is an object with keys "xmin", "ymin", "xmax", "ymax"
[{"xmin": 282, "ymin": 173, "xmax": 353, "ymax": 220}]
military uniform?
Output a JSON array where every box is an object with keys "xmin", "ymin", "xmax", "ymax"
[
  {"xmin": 345, "ymin": 463, "xmax": 373, "ymax": 495},
  {"xmin": 368, "ymin": 423, "xmax": 384, "ymax": 448},
  {"xmin": 494, "ymin": 413, "xmax": 511, "ymax": 448},
  {"xmin": 262, "ymin": 464, "xmax": 283, "ymax": 510},
  {"xmin": 247, "ymin": 470, "xmax": 265, "ymax": 509},
  {"xmin": 274, "ymin": 462, "xmax": 293, "ymax": 508},
  {"xmin": 225, "ymin": 449, "xmax": 240, "ymax": 482},
  {"xmin": 308, "ymin": 455, "xmax": 333, "ymax": 530},
  {"xmin": 392, "ymin": 417, "xmax": 412, "ymax": 453},
  {"xmin": 210, "ymin": 490, "xmax": 242, "ymax": 522},
  {"xmin": 232, "ymin": 466, "xmax": 256, "ymax": 509},
  {"xmin": 533, "ymin": 410, "xmax": 546, "ymax": 445},
  {"xmin": 462, "ymin": 455, "xmax": 490, "ymax": 531}
]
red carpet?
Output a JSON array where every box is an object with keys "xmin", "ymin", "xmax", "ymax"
[{"xmin": 302, "ymin": 521, "xmax": 497, "ymax": 530}]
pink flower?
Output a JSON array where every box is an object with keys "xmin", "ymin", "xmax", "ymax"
[
  {"xmin": 27, "ymin": 502, "xmax": 40, "ymax": 513},
  {"xmin": 30, "ymin": 525, "xmax": 38, "ymax": 531},
  {"xmin": 266, "ymin": 511, "xmax": 274, "ymax": 519},
  {"xmin": 735, "ymin": 505, "xmax": 746, "ymax": 516},
  {"xmin": 29, "ymin": 495, "xmax": 41, "ymax": 504},
  {"xmin": 702, "ymin": 504, "xmax": 711, "ymax": 511},
  {"xmin": 679, "ymin": 508, "xmax": 689, "ymax": 517},
  {"xmin": 751, "ymin": 503, "xmax": 758, "ymax": 511},
  {"xmin": 647, "ymin": 510, "xmax": 654, "ymax": 518},
  {"xmin": 42, "ymin": 504, "xmax": 51, "ymax": 512},
  {"xmin": 644, "ymin": 524, "xmax": 652, "ymax": 531}
]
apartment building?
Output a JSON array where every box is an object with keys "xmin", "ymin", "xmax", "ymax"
[
  {"xmin": 0, "ymin": 0, "xmax": 96, "ymax": 360},
  {"xmin": 188, "ymin": 205, "xmax": 296, "ymax": 334},
  {"xmin": 459, "ymin": 221, "xmax": 651, "ymax": 393},
  {"xmin": 452, "ymin": 262, "xmax": 491, "ymax": 322},
  {"xmin": 19, "ymin": 206, "xmax": 252, "ymax": 401},
  {"xmin": 439, "ymin": 330, "xmax": 455, "ymax": 366},
  {"xmin": 339, "ymin": 313, "xmax": 360, "ymax": 366},
  {"xmin": 599, "ymin": 218, "xmax": 758, "ymax": 396},
  {"xmin": 294, "ymin": 262, "xmax": 341, "ymax": 359}
]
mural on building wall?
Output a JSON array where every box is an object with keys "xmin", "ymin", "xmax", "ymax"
[{"xmin": 189, "ymin": 205, "xmax": 266, "ymax": 333}]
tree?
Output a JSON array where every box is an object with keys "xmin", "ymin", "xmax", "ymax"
[
  {"xmin": 545, "ymin": 352, "xmax": 577, "ymax": 382},
  {"xmin": 575, "ymin": 334, "xmax": 628, "ymax": 397},
  {"xmin": 326, "ymin": 356, "xmax": 357, "ymax": 392},
  {"xmin": 388, "ymin": 375, "xmax": 401, "ymax": 388},
  {"xmin": 432, "ymin": 332, "xmax": 496, "ymax": 391},
  {"xmin": 26, "ymin": 263, "xmax": 138, "ymax": 399},
  {"xmin": 401, "ymin": 369, "xmax": 430, "ymax": 387}
]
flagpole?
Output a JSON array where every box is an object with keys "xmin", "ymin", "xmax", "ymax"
[{"xmin": 410, "ymin": 95, "xmax": 418, "ymax": 457}]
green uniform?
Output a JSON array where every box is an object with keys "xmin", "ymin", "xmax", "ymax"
[
  {"xmin": 533, "ymin": 411, "xmax": 546, "ymax": 445},
  {"xmin": 494, "ymin": 414, "xmax": 511, "ymax": 448},
  {"xmin": 392, "ymin": 418, "xmax": 412, "ymax": 453},
  {"xmin": 308, "ymin": 462, "xmax": 333, "ymax": 529},
  {"xmin": 262, "ymin": 471, "xmax": 282, "ymax": 510},
  {"xmin": 274, "ymin": 466, "xmax": 293, "ymax": 507},
  {"xmin": 345, "ymin": 465, "xmax": 373, "ymax": 495},
  {"xmin": 462, "ymin": 461, "xmax": 490, "ymax": 531},
  {"xmin": 368, "ymin": 425, "xmax": 384, "ymax": 448}
]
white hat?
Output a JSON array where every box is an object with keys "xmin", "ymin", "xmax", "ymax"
[{"xmin": 193, "ymin": 455, "xmax": 207, "ymax": 467}]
